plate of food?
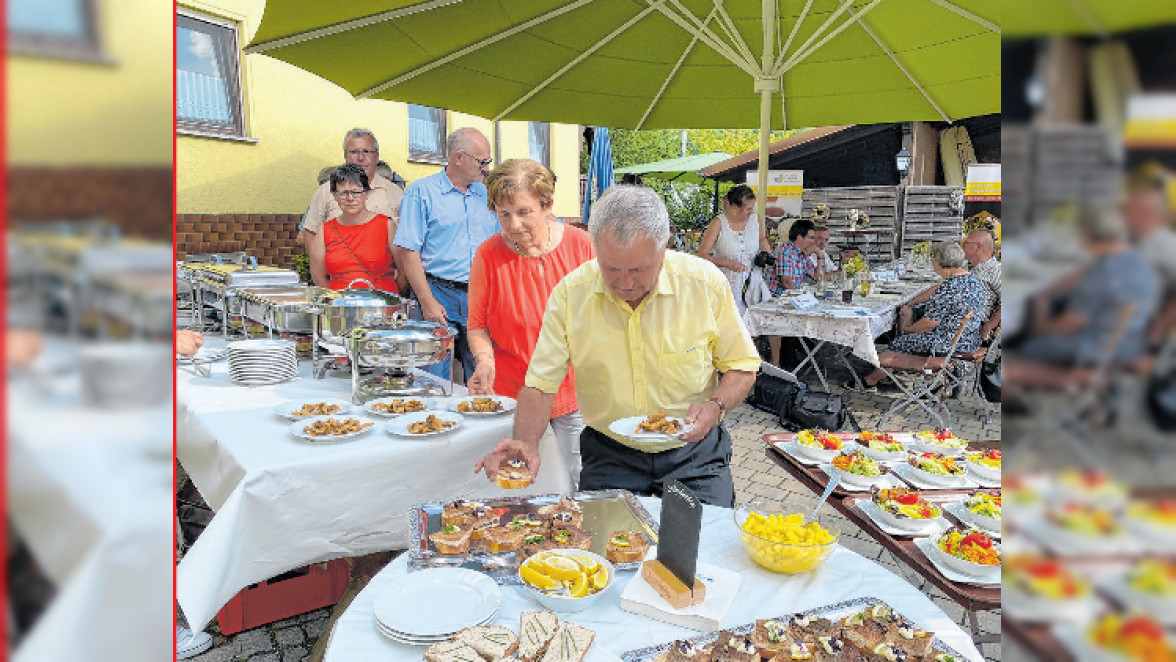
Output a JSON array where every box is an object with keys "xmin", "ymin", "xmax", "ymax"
[
  {"xmin": 365, "ymin": 397, "xmax": 434, "ymax": 417},
  {"xmin": 900, "ymin": 452, "xmax": 969, "ymax": 488},
  {"xmin": 910, "ymin": 429, "xmax": 968, "ymax": 456},
  {"xmin": 609, "ymin": 410, "xmax": 693, "ymax": 442},
  {"xmin": 1053, "ymin": 469, "xmax": 1129, "ymax": 507},
  {"xmin": 791, "ymin": 428, "xmax": 846, "ymax": 462},
  {"xmin": 1105, "ymin": 558, "xmax": 1176, "ymax": 623},
  {"xmin": 386, "ymin": 410, "xmax": 464, "ymax": 437},
  {"xmin": 449, "ymin": 395, "xmax": 517, "ymax": 417},
  {"xmin": 951, "ymin": 492, "xmax": 1001, "ymax": 534},
  {"xmin": 923, "ymin": 525, "xmax": 1001, "ymax": 581},
  {"xmin": 964, "ymin": 449, "xmax": 1001, "ymax": 483},
  {"xmin": 289, "ymin": 415, "xmax": 374, "ymax": 442},
  {"xmin": 827, "ymin": 450, "xmax": 885, "ymax": 490},
  {"xmin": 273, "ymin": 399, "xmax": 353, "ymax": 420},
  {"xmin": 1036, "ymin": 502, "xmax": 1134, "ymax": 557},
  {"xmin": 1003, "ymin": 555, "xmax": 1097, "ymax": 624},
  {"xmin": 854, "ymin": 431, "xmax": 908, "ymax": 462},
  {"xmin": 1056, "ymin": 614, "xmax": 1176, "ymax": 662},
  {"xmin": 1124, "ymin": 499, "xmax": 1176, "ymax": 547},
  {"xmin": 863, "ymin": 487, "xmax": 944, "ymax": 534}
]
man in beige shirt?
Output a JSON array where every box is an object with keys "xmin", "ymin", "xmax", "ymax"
[{"xmin": 299, "ymin": 128, "xmax": 404, "ymax": 249}]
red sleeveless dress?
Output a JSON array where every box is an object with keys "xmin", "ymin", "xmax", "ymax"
[{"xmin": 323, "ymin": 214, "xmax": 398, "ymax": 292}]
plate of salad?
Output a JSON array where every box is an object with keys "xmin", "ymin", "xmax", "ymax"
[
  {"xmin": 954, "ymin": 492, "xmax": 1001, "ymax": 533},
  {"xmin": 869, "ymin": 487, "xmax": 944, "ymax": 531},
  {"xmin": 928, "ymin": 526, "xmax": 1001, "ymax": 577},
  {"xmin": 911, "ymin": 429, "xmax": 968, "ymax": 456},
  {"xmin": 828, "ymin": 450, "xmax": 884, "ymax": 489},
  {"xmin": 791, "ymin": 428, "xmax": 845, "ymax": 462},
  {"xmin": 855, "ymin": 431, "xmax": 908, "ymax": 462},
  {"xmin": 905, "ymin": 452, "xmax": 968, "ymax": 487},
  {"xmin": 964, "ymin": 449, "xmax": 1000, "ymax": 482}
]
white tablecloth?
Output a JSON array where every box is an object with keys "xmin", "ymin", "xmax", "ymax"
[
  {"xmin": 7, "ymin": 341, "xmax": 173, "ymax": 662},
  {"xmin": 742, "ymin": 280, "xmax": 935, "ymax": 367},
  {"xmin": 323, "ymin": 497, "xmax": 984, "ymax": 662},
  {"xmin": 176, "ymin": 349, "xmax": 572, "ymax": 633}
]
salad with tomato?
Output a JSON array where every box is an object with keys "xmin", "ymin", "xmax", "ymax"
[
  {"xmin": 1048, "ymin": 502, "xmax": 1121, "ymax": 537},
  {"xmin": 915, "ymin": 428, "xmax": 967, "ymax": 450},
  {"xmin": 797, "ymin": 429, "xmax": 843, "ymax": 452},
  {"xmin": 936, "ymin": 527, "xmax": 1000, "ymax": 566},
  {"xmin": 1088, "ymin": 613, "xmax": 1173, "ymax": 661},
  {"xmin": 1128, "ymin": 558, "xmax": 1176, "ymax": 598},
  {"xmin": 831, "ymin": 450, "xmax": 881, "ymax": 477},
  {"xmin": 964, "ymin": 492, "xmax": 1001, "ymax": 521},
  {"xmin": 965, "ymin": 449, "xmax": 1001, "ymax": 470},
  {"xmin": 1058, "ymin": 469, "xmax": 1128, "ymax": 501},
  {"xmin": 873, "ymin": 487, "xmax": 942, "ymax": 520},
  {"xmin": 857, "ymin": 431, "xmax": 904, "ymax": 453},
  {"xmin": 908, "ymin": 452, "xmax": 967, "ymax": 477},
  {"xmin": 1127, "ymin": 499, "xmax": 1176, "ymax": 530},
  {"xmin": 1006, "ymin": 556, "xmax": 1091, "ymax": 600}
]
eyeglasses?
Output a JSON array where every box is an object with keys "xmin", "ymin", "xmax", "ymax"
[
  {"xmin": 459, "ymin": 150, "xmax": 493, "ymax": 169},
  {"xmin": 345, "ymin": 149, "xmax": 378, "ymax": 157},
  {"xmin": 333, "ymin": 189, "xmax": 369, "ymax": 199}
]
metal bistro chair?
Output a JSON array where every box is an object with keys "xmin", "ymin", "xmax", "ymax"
[
  {"xmin": 947, "ymin": 323, "xmax": 1001, "ymax": 425},
  {"xmin": 875, "ymin": 310, "xmax": 975, "ymax": 430}
]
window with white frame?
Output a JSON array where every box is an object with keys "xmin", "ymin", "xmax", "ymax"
[
  {"xmin": 529, "ymin": 122, "xmax": 551, "ymax": 167},
  {"xmin": 176, "ymin": 11, "xmax": 246, "ymax": 138},
  {"xmin": 8, "ymin": 0, "xmax": 103, "ymax": 59},
  {"xmin": 408, "ymin": 105, "xmax": 447, "ymax": 162}
]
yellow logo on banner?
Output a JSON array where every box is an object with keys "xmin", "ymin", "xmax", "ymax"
[
  {"xmin": 753, "ymin": 184, "xmax": 803, "ymax": 198},
  {"xmin": 1125, "ymin": 118, "xmax": 1176, "ymax": 146},
  {"xmin": 964, "ymin": 181, "xmax": 1001, "ymax": 196}
]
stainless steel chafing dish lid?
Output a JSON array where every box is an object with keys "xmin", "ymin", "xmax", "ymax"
[
  {"xmin": 349, "ymin": 321, "xmax": 456, "ymax": 344},
  {"xmin": 313, "ymin": 287, "xmax": 406, "ymax": 307},
  {"xmin": 184, "ymin": 251, "xmax": 251, "ymax": 265}
]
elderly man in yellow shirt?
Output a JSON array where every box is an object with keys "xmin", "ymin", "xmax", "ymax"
[{"xmin": 474, "ymin": 185, "xmax": 760, "ymax": 507}]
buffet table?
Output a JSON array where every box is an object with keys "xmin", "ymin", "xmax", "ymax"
[
  {"xmin": 175, "ymin": 340, "xmax": 572, "ymax": 633},
  {"xmin": 322, "ymin": 496, "xmax": 985, "ymax": 662},
  {"xmin": 7, "ymin": 339, "xmax": 173, "ymax": 662}
]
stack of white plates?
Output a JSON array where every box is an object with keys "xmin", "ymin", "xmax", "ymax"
[
  {"xmin": 372, "ymin": 568, "xmax": 501, "ymax": 646},
  {"xmin": 227, "ymin": 339, "xmax": 298, "ymax": 386}
]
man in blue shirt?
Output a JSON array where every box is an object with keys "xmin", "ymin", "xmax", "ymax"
[{"xmin": 393, "ymin": 127, "xmax": 500, "ymax": 382}]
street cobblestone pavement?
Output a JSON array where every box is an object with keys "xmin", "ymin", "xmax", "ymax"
[{"xmin": 181, "ymin": 362, "xmax": 1001, "ymax": 662}]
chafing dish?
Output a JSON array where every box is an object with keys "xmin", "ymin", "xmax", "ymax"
[
  {"xmin": 87, "ymin": 271, "xmax": 176, "ymax": 338},
  {"xmin": 345, "ymin": 322, "xmax": 456, "ymax": 404},
  {"xmin": 307, "ymin": 281, "xmax": 411, "ymax": 346},
  {"xmin": 237, "ymin": 286, "xmax": 326, "ymax": 334},
  {"xmin": 179, "ymin": 256, "xmax": 301, "ymax": 337}
]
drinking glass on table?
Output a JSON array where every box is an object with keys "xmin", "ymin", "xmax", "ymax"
[
  {"xmin": 859, "ymin": 278, "xmax": 872, "ymax": 296},
  {"xmin": 841, "ymin": 287, "xmax": 854, "ymax": 304}
]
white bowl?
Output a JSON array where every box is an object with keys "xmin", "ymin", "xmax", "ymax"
[
  {"xmin": 965, "ymin": 455, "xmax": 1001, "ymax": 482},
  {"xmin": 870, "ymin": 498, "xmax": 942, "ymax": 531},
  {"xmin": 910, "ymin": 438, "xmax": 967, "ymax": 457},
  {"xmin": 795, "ymin": 442, "xmax": 841, "ymax": 463},
  {"xmin": 860, "ymin": 445, "xmax": 907, "ymax": 463},
  {"xmin": 956, "ymin": 501, "xmax": 1001, "ymax": 533},
  {"xmin": 829, "ymin": 464, "xmax": 880, "ymax": 491},
  {"xmin": 907, "ymin": 461, "xmax": 967, "ymax": 488},
  {"xmin": 928, "ymin": 532, "xmax": 1001, "ymax": 577},
  {"xmin": 1123, "ymin": 581, "xmax": 1176, "ymax": 617},
  {"xmin": 519, "ymin": 549, "xmax": 614, "ymax": 613}
]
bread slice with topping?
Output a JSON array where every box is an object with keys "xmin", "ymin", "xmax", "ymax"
[
  {"xmin": 605, "ymin": 530, "xmax": 650, "ymax": 564},
  {"xmin": 538, "ymin": 621, "xmax": 595, "ymax": 662},
  {"xmin": 423, "ymin": 640, "xmax": 483, "ymax": 662},
  {"xmin": 455, "ymin": 625, "xmax": 519, "ymax": 661},
  {"xmin": 518, "ymin": 610, "xmax": 559, "ymax": 662}
]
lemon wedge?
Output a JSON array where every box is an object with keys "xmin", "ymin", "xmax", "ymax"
[
  {"xmin": 543, "ymin": 555, "xmax": 582, "ymax": 581},
  {"xmin": 520, "ymin": 563, "xmax": 557, "ymax": 590},
  {"xmin": 568, "ymin": 554, "xmax": 600, "ymax": 575},
  {"xmin": 569, "ymin": 571, "xmax": 591, "ymax": 598},
  {"xmin": 591, "ymin": 567, "xmax": 609, "ymax": 590}
]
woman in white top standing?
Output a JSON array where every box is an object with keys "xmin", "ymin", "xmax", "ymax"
[{"xmin": 696, "ymin": 184, "xmax": 772, "ymax": 312}]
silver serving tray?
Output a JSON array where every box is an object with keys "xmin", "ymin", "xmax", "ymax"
[
  {"xmin": 620, "ymin": 597, "xmax": 968, "ymax": 662},
  {"xmin": 407, "ymin": 489, "xmax": 659, "ymax": 582}
]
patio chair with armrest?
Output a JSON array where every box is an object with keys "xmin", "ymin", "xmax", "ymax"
[
  {"xmin": 875, "ymin": 310, "xmax": 974, "ymax": 430},
  {"xmin": 947, "ymin": 322, "xmax": 1000, "ymax": 425}
]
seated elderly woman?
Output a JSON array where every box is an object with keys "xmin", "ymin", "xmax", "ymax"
[
  {"xmin": 308, "ymin": 163, "xmax": 399, "ymax": 292},
  {"xmin": 466, "ymin": 159, "xmax": 595, "ymax": 488},
  {"xmin": 849, "ymin": 242, "xmax": 985, "ymax": 391},
  {"xmin": 1006, "ymin": 207, "xmax": 1158, "ymax": 389}
]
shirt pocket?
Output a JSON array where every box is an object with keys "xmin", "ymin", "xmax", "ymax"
[{"xmin": 657, "ymin": 341, "xmax": 713, "ymax": 400}]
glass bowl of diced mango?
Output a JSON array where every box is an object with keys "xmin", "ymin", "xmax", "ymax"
[{"xmin": 734, "ymin": 501, "xmax": 841, "ymax": 573}]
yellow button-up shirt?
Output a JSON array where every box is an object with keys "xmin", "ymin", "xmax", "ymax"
[{"xmin": 525, "ymin": 251, "xmax": 760, "ymax": 452}]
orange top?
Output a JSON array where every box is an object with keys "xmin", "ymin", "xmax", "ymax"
[
  {"xmin": 468, "ymin": 225, "xmax": 594, "ymax": 419},
  {"xmin": 323, "ymin": 214, "xmax": 398, "ymax": 293}
]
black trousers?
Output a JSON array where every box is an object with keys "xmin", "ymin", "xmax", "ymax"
[{"xmin": 578, "ymin": 424, "xmax": 735, "ymax": 508}]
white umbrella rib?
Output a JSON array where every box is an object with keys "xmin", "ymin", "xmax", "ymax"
[
  {"xmin": 848, "ymin": 7, "xmax": 952, "ymax": 122},
  {"xmin": 493, "ymin": 2, "xmax": 665, "ymax": 120},
  {"xmin": 776, "ymin": 0, "xmax": 885, "ymax": 76},
  {"xmin": 772, "ymin": 0, "xmax": 867, "ymax": 74},
  {"xmin": 926, "ymin": 0, "xmax": 1001, "ymax": 33},
  {"xmin": 711, "ymin": 0, "xmax": 758, "ymax": 69},
  {"xmin": 651, "ymin": 0, "xmax": 758, "ymax": 74},
  {"xmin": 1069, "ymin": 0, "xmax": 1108, "ymax": 38},
  {"xmin": 357, "ymin": 0, "xmax": 596, "ymax": 99},
  {"xmin": 243, "ymin": 0, "xmax": 461, "ymax": 54},
  {"xmin": 635, "ymin": 6, "xmax": 721, "ymax": 130},
  {"xmin": 778, "ymin": 0, "xmax": 817, "ymax": 66}
]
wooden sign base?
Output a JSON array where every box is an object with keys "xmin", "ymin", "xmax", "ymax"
[{"xmin": 641, "ymin": 559, "xmax": 706, "ymax": 610}]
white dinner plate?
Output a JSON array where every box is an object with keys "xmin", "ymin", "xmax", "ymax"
[
  {"xmin": 773, "ymin": 441, "xmax": 825, "ymax": 466},
  {"xmin": 448, "ymin": 394, "xmax": 517, "ymax": 416},
  {"xmin": 364, "ymin": 397, "xmax": 435, "ymax": 418},
  {"xmin": 913, "ymin": 536, "xmax": 1000, "ymax": 586},
  {"xmin": 385, "ymin": 410, "xmax": 464, "ymax": 437},
  {"xmin": 231, "ymin": 376, "xmax": 296, "ymax": 387},
  {"xmin": 818, "ymin": 463, "xmax": 903, "ymax": 492},
  {"xmin": 272, "ymin": 399, "xmax": 353, "ymax": 420},
  {"xmin": 909, "ymin": 433, "xmax": 968, "ymax": 457},
  {"xmin": 226, "ymin": 339, "xmax": 297, "ymax": 352},
  {"xmin": 374, "ymin": 605, "xmax": 500, "ymax": 645},
  {"xmin": 289, "ymin": 415, "xmax": 375, "ymax": 442},
  {"xmin": 892, "ymin": 463, "xmax": 975, "ymax": 490},
  {"xmin": 609, "ymin": 415, "xmax": 693, "ymax": 443},
  {"xmin": 858, "ymin": 498, "xmax": 943, "ymax": 536},
  {"xmin": 372, "ymin": 568, "xmax": 501, "ymax": 638}
]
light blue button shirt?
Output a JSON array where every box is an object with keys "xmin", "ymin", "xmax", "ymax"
[{"xmin": 393, "ymin": 169, "xmax": 501, "ymax": 283}]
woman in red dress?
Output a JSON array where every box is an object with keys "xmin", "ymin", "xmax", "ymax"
[{"xmin": 308, "ymin": 163, "xmax": 399, "ymax": 292}]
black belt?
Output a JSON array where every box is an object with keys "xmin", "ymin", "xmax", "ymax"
[{"xmin": 426, "ymin": 273, "xmax": 468, "ymax": 292}]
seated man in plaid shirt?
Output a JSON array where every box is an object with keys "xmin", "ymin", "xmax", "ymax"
[{"xmin": 769, "ymin": 218, "xmax": 817, "ymax": 295}]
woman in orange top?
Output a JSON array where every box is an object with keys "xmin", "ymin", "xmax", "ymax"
[
  {"xmin": 308, "ymin": 163, "xmax": 399, "ymax": 292},
  {"xmin": 468, "ymin": 159, "xmax": 594, "ymax": 488}
]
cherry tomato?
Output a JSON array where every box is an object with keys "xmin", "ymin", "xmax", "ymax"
[
  {"xmin": 1120, "ymin": 616, "xmax": 1164, "ymax": 641},
  {"xmin": 962, "ymin": 532, "xmax": 992, "ymax": 549},
  {"xmin": 894, "ymin": 492, "xmax": 920, "ymax": 506}
]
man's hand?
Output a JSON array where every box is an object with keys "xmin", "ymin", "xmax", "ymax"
[
  {"xmin": 420, "ymin": 297, "xmax": 448, "ymax": 324},
  {"xmin": 468, "ymin": 361, "xmax": 495, "ymax": 395},
  {"xmin": 680, "ymin": 400, "xmax": 721, "ymax": 443},
  {"xmin": 474, "ymin": 439, "xmax": 541, "ymax": 482},
  {"xmin": 176, "ymin": 329, "xmax": 204, "ymax": 358}
]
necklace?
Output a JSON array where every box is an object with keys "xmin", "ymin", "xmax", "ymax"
[{"xmin": 511, "ymin": 221, "xmax": 554, "ymax": 258}]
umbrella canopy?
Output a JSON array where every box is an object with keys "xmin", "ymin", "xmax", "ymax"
[
  {"xmin": 583, "ymin": 127, "xmax": 615, "ymax": 221},
  {"xmin": 1004, "ymin": 2, "xmax": 1176, "ymax": 38},
  {"xmin": 246, "ymin": 0, "xmax": 999, "ymax": 220},
  {"xmin": 615, "ymin": 151, "xmax": 733, "ymax": 185}
]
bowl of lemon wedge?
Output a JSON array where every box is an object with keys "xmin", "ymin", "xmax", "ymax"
[{"xmin": 518, "ymin": 549, "xmax": 614, "ymax": 612}]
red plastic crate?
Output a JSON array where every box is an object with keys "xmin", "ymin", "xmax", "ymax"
[{"xmin": 216, "ymin": 559, "xmax": 350, "ymax": 635}]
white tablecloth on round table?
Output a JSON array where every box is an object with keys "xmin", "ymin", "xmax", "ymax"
[
  {"xmin": 742, "ymin": 280, "xmax": 935, "ymax": 367},
  {"xmin": 176, "ymin": 347, "xmax": 572, "ymax": 633},
  {"xmin": 323, "ymin": 497, "xmax": 984, "ymax": 662},
  {"xmin": 7, "ymin": 341, "xmax": 173, "ymax": 662}
]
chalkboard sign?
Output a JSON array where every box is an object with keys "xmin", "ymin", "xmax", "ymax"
[{"xmin": 656, "ymin": 480, "xmax": 702, "ymax": 588}]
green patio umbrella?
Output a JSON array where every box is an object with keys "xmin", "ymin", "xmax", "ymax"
[
  {"xmin": 1003, "ymin": 1, "xmax": 1176, "ymax": 38},
  {"xmin": 615, "ymin": 151, "xmax": 733, "ymax": 185},
  {"xmin": 245, "ymin": 0, "xmax": 999, "ymax": 222}
]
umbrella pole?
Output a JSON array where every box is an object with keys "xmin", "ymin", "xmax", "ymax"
[{"xmin": 754, "ymin": 80, "xmax": 779, "ymax": 226}]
